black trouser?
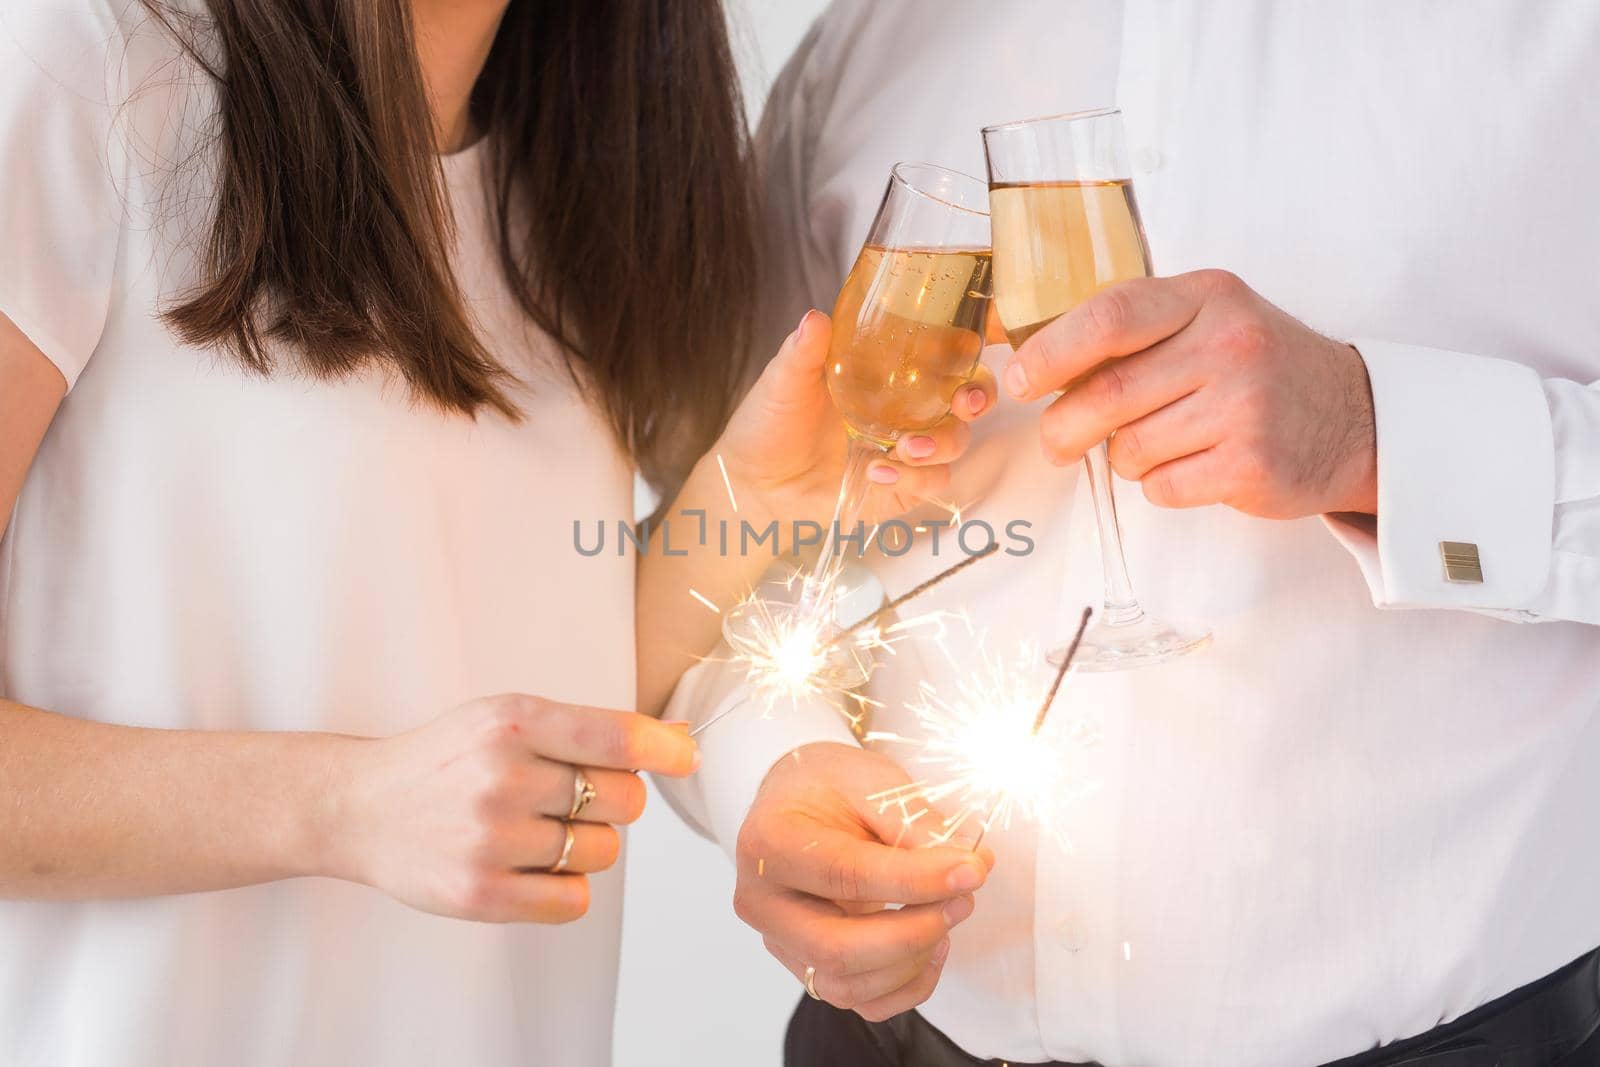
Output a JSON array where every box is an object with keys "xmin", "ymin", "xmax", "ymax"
[{"xmin": 785, "ymin": 948, "xmax": 1600, "ymax": 1067}]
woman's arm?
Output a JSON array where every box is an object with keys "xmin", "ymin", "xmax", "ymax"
[
  {"xmin": 2, "ymin": 317, "xmax": 334, "ymax": 898},
  {"xmin": 1, "ymin": 318, "xmax": 697, "ymax": 912},
  {"xmin": 0, "ymin": 700, "xmax": 352, "ymax": 898},
  {"xmin": 635, "ymin": 311, "xmax": 996, "ymax": 716},
  {"xmin": 0, "ymin": 313, "xmax": 63, "ymax": 522}
]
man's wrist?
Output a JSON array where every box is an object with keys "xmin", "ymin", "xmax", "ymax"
[{"xmin": 1330, "ymin": 341, "xmax": 1379, "ymax": 515}]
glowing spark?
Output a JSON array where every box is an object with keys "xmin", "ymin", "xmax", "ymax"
[
  {"xmin": 699, "ymin": 550, "xmax": 1001, "ymax": 739},
  {"xmin": 867, "ymin": 608, "xmax": 1096, "ymax": 850},
  {"xmin": 726, "ymin": 587, "xmax": 869, "ymax": 713},
  {"xmin": 688, "ymin": 588, "xmax": 720, "ymax": 614},
  {"xmin": 1123, "ymin": 941, "xmax": 1132, "ymax": 962},
  {"xmin": 757, "ymin": 858, "xmax": 765, "ymax": 877},
  {"xmin": 715, "ymin": 452, "xmax": 739, "ymax": 513}
]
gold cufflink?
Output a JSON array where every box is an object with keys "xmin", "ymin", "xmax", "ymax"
[{"xmin": 1440, "ymin": 541, "xmax": 1483, "ymax": 584}]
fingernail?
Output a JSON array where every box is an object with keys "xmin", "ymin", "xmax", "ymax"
[
  {"xmin": 942, "ymin": 895, "xmax": 974, "ymax": 927},
  {"xmin": 965, "ymin": 388, "xmax": 988, "ymax": 416},
  {"xmin": 947, "ymin": 860, "xmax": 984, "ymax": 893},
  {"xmin": 904, "ymin": 436, "xmax": 935, "ymax": 460},
  {"xmin": 932, "ymin": 938, "xmax": 952, "ymax": 966},
  {"xmin": 867, "ymin": 464, "xmax": 899, "ymax": 485},
  {"xmin": 797, "ymin": 309, "xmax": 820, "ymax": 338},
  {"xmin": 1004, "ymin": 361, "xmax": 1029, "ymax": 398},
  {"xmin": 661, "ymin": 720, "xmax": 691, "ymax": 730}
]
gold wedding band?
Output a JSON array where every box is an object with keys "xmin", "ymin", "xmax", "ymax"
[
  {"xmin": 567, "ymin": 768, "xmax": 598, "ymax": 820},
  {"xmin": 549, "ymin": 821, "xmax": 577, "ymax": 874},
  {"xmin": 803, "ymin": 965, "xmax": 821, "ymax": 1001}
]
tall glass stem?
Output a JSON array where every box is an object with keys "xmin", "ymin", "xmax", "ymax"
[
  {"xmin": 1082, "ymin": 440, "xmax": 1144, "ymax": 627},
  {"xmin": 801, "ymin": 436, "xmax": 883, "ymax": 624}
]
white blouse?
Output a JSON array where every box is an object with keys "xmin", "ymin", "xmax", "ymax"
[{"xmin": 0, "ymin": 4, "xmax": 635, "ymax": 1065}]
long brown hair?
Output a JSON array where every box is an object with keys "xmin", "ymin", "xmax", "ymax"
[{"xmin": 142, "ymin": 1, "xmax": 756, "ymax": 490}]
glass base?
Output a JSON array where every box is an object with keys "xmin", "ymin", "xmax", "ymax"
[{"xmin": 1047, "ymin": 611, "xmax": 1210, "ymax": 673}]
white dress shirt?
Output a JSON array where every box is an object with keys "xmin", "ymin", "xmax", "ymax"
[{"xmin": 662, "ymin": 3, "xmax": 1600, "ymax": 1065}]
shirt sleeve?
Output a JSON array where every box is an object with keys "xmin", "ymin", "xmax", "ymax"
[
  {"xmin": 1323, "ymin": 339, "xmax": 1600, "ymax": 624},
  {"xmin": 653, "ymin": 646, "xmax": 859, "ymax": 857},
  {"xmin": 0, "ymin": 3, "xmax": 128, "ymax": 389}
]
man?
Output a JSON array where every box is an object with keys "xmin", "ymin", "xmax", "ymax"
[{"xmin": 661, "ymin": 2, "xmax": 1600, "ymax": 1064}]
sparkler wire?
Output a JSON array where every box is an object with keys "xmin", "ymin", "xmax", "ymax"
[
  {"xmin": 835, "ymin": 542, "xmax": 1001, "ymax": 643},
  {"xmin": 688, "ymin": 697, "xmax": 746, "ymax": 739},
  {"xmin": 693, "ymin": 546, "xmax": 1006, "ymax": 741},
  {"xmin": 970, "ymin": 605, "xmax": 1094, "ymax": 852}
]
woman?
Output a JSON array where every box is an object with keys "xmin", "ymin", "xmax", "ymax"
[{"xmin": 0, "ymin": 1, "xmax": 993, "ymax": 1064}]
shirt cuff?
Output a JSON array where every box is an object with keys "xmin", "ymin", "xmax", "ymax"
[
  {"xmin": 694, "ymin": 687, "xmax": 859, "ymax": 860},
  {"xmin": 654, "ymin": 652, "xmax": 860, "ymax": 860},
  {"xmin": 1324, "ymin": 339, "xmax": 1555, "ymax": 613}
]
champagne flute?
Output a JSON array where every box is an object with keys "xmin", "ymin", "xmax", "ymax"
[
  {"xmin": 983, "ymin": 108, "xmax": 1209, "ymax": 671},
  {"xmin": 723, "ymin": 163, "xmax": 992, "ymax": 662}
]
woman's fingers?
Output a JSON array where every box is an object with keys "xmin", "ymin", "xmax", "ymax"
[
  {"xmin": 503, "ymin": 817, "xmax": 621, "ymax": 875},
  {"xmin": 749, "ymin": 309, "xmax": 832, "ymax": 417},
  {"xmin": 526, "ymin": 760, "xmax": 648, "ymax": 825},
  {"xmin": 488, "ymin": 697, "xmax": 698, "ymax": 777},
  {"xmin": 893, "ymin": 418, "xmax": 970, "ymax": 467},
  {"xmin": 889, "ymin": 366, "xmax": 996, "ymax": 467},
  {"xmin": 864, "ymin": 459, "xmax": 950, "ymax": 505},
  {"xmin": 472, "ymin": 871, "xmax": 592, "ymax": 925},
  {"xmin": 950, "ymin": 363, "xmax": 997, "ymax": 423}
]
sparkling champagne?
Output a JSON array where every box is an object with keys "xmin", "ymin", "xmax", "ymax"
[
  {"xmin": 989, "ymin": 179, "xmax": 1151, "ymax": 349},
  {"xmin": 827, "ymin": 245, "xmax": 993, "ymax": 447}
]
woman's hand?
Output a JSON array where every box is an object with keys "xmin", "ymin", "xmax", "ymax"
[
  {"xmin": 717, "ymin": 310, "xmax": 997, "ymax": 529},
  {"xmin": 330, "ymin": 694, "xmax": 698, "ymax": 923}
]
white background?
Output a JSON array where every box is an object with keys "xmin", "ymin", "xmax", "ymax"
[{"xmin": 613, "ymin": 3, "xmax": 829, "ymax": 1066}]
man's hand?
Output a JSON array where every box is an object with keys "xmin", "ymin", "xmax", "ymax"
[
  {"xmin": 1003, "ymin": 269, "xmax": 1378, "ymax": 518},
  {"xmin": 733, "ymin": 743, "xmax": 993, "ymax": 1022}
]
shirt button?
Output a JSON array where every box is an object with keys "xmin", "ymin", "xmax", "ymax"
[{"xmin": 1133, "ymin": 146, "xmax": 1164, "ymax": 174}]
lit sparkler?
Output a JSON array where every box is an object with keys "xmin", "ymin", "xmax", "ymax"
[
  {"xmin": 867, "ymin": 606, "xmax": 1097, "ymax": 850},
  {"xmin": 697, "ymin": 545, "xmax": 1003, "ymax": 738}
]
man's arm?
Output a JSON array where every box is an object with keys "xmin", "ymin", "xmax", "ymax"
[{"xmin": 1002, "ymin": 269, "xmax": 1600, "ymax": 624}]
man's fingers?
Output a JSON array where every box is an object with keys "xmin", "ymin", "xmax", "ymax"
[
  {"xmin": 768, "ymin": 934, "xmax": 943, "ymax": 1012},
  {"xmin": 1139, "ymin": 447, "xmax": 1234, "ymax": 510},
  {"xmin": 739, "ymin": 891, "xmax": 972, "ymax": 976},
  {"xmin": 500, "ymin": 698, "xmax": 699, "ymax": 776},
  {"xmin": 1104, "ymin": 390, "xmax": 1221, "ymax": 481},
  {"xmin": 747, "ymin": 823, "xmax": 988, "ymax": 904},
  {"xmin": 1005, "ymin": 275, "xmax": 1204, "ymax": 402},
  {"xmin": 853, "ymin": 945, "xmax": 950, "ymax": 1023},
  {"xmin": 1037, "ymin": 339, "xmax": 1204, "ymax": 465}
]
